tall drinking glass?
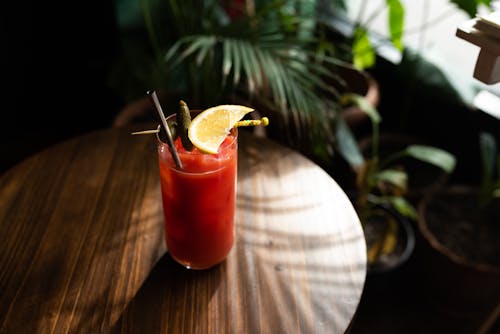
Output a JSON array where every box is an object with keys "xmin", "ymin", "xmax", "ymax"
[{"xmin": 156, "ymin": 112, "xmax": 237, "ymax": 269}]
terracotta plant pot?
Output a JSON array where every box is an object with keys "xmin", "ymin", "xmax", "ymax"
[
  {"xmin": 334, "ymin": 65, "xmax": 379, "ymax": 129},
  {"xmin": 416, "ymin": 185, "xmax": 500, "ymax": 329},
  {"xmin": 112, "ymin": 91, "xmax": 180, "ymax": 127}
]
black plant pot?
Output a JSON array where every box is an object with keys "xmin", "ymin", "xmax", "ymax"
[
  {"xmin": 366, "ymin": 207, "xmax": 415, "ymax": 276},
  {"xmin": 357, "ymin": 202, "xmax": 416, "ymax": 299}
]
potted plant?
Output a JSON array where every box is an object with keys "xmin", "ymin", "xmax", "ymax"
[
  {"xmin": 416, "ymin": 131, "xmax": 500, "ymax": 330},
  {"xmin": 110, "ymin": 0, "xmax": 384, "ymax": 169},
  {"xmin": 337, "ymin": 94, "xmax": 456, "ymax": 277}
]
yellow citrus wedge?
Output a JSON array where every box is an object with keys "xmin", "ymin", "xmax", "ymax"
[{"xmin": 188, "ymin": 105, "xmax": 254, "ymax": 154}]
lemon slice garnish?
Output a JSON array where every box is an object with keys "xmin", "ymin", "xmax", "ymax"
[{"xmin": 188, "ymin": 105, "xmax": 254, "ymax": 154}]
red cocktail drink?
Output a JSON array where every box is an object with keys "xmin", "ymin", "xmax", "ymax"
[{"xmin": 157, "ymin": 113, "xmax": 237, "ymax": 269}]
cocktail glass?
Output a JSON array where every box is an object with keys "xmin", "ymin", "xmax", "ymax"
[{"xmin": 156, "ymin": 112, "xmax": 237, "ymax": 269}]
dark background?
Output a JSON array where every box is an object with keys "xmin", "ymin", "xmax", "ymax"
[{"xmin": 2, "ymin": 1, "xmax": 124, "ymax": 173}]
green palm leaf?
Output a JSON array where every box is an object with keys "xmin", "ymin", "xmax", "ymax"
[
  {"xmin": 231, "ymin": 40, "xmax": 242, "ymax": 85},
  {"xmin": 222, "ymin": 40, "xmax": 232, "ymax": 82},
  {"xmin": 241, "ymin": 41, "xmax": 263, "ymax": 88},
  {"xmin": 148, "ymin": 0, "xmax": 356, "ymax": 157}
]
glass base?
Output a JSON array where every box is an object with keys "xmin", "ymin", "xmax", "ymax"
[{"xmin": 169, "ymin": 252, "xmax": 229, "ymax": 270}]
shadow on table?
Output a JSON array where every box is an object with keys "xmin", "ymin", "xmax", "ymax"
[{"xmin": 110, "ymin": 253, "xmax": 223, "ymax": 333}]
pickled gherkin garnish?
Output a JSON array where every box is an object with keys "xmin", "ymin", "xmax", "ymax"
[{"xmin": 177, "ymin": 100, "xmax": 194, "ymax": 151}]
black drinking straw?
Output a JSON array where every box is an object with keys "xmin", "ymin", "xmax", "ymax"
[{"xmin": 147, "ymin": 90, "xmax": 183, "ymax": 169}]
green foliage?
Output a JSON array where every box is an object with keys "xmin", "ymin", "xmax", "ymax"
[
  {"xmin": 337, "ymin": 92, "xmax": 455, "ymax": 266},
  {"xmin": 384, "ymin": 145, "xmax": 457, "ymax": 174},
  {"xmin": 335, "ymin": 116, "xmax": 364, "ymax": 168},
  {"xmin": 479, "ymin": 132, "xmax": 500, "ymax": 206},
  {"xmin": 387, "ymin": 0, "xmax": 404, "ymax": 51},
  {"xmin": 337, "ymin": 0, "xmax": 490, "ymax": 69},
  {"xmin": 337, "ymin": 93, "xmax": 456, "ymax": 221},
  {"xmin": 373, "ymin": 169, "xmax": 407, "ymax": 190},
  {"xmin": 450, "ymin": 0, "xmax": 492, "ymax": 17},
  {"xmin": 113, "ymin": 0, "xmax": 361, "ymax": 158},
  {"xmin": 350, "ymin": 0, "xmax": 406, "ymax": 70},
  {"xmin": 341, "ymin": 93, "xmax": 380, "ymax": 123},
  {"xmin": 370, "ymin": 195, "xmax": 417, "ymax": 220},
  {"xmin": 352, "ymin": 27, "xmax": 375, "ymax": 70},
  {"xmin": 160, "ymin": 1, "xmax": 342, "ymax": 111}
]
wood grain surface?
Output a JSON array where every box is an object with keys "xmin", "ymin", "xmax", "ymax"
[{"xmin": 0, "ymin": 126, "xmax": 366, "ymax": 333}]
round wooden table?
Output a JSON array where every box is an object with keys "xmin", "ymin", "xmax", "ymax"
[{"xmin": 0, "ymin": 126, "xmax": 366, "ymax": 333}]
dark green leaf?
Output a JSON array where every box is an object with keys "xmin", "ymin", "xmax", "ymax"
[
  {"xmin": 241, "ymin": 42, "xmax": 263, "ymax": 88},
  {"xmin": 258, "ymin": 49, "xmax": 287, "ymax": 109},
  {"xmin": 237, "ymin": 40, "xmax": 255, "ymax": 93},
  {"xmin": 179, "ymin": 36, "xmax": 211, "ymax": 61},
  {"xmin": 165, "ymin": 36, "xmax": 215, "ymax": 67},
  {"xmin": 340, "ymin": 94, "xmax": 381, "ymax": 124},
  {"xmin": 329, "ymin": 0, "xmax": 347, "ymax": 11},
  {"xmin": 195, "ymin": 37, "xmax": 217, "ymax": 65},
  {"xmin": 449, "ymin": 0, "xmax": 491, "ymax": 18},
  {"xmin": 231, "ymin": 40, "xmax": 242, "ymax": 85},
  {"xmin": 335, "ymin": 116, "xmax": 365, "ymax": 168},
  {"xmin": 222, "ymin": 39, "xmax": 232, "ymax": 83},
  {"xmin": 374, "ymin": 169, "xmax": 408, "ymax": 190},
  {"xmin": 480, "ymin": 132, "xmax": 497, "ymax": 182},
  {"xmin": 164, "ymin": 39, "xmax": 184, "ymax": 63},
  {"xmin": 387, "ymin": 197, "xmax": 418, "ymax": 220},
  {"xmin": 404, "ymin": 145, "xmax": 456, "ymax": 173}
]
